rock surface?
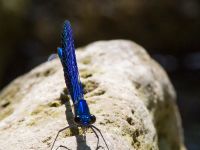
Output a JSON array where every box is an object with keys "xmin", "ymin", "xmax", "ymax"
[{"xmin": 0, "ymin": 40, "xmax": 185, "ymax": 150}]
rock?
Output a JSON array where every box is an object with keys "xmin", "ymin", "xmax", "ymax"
[{"xmin": 0, "ymin": 40, "xmax": 185, "ymax": 150}]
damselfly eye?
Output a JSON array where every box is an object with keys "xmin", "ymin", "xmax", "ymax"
[
  {"xmin": 89, "ymin": 115, "xmax": 96, "ymax": 124},
  {"xmin": 74, "ymin": 116, "xmax": 81, "ymax": 124}
]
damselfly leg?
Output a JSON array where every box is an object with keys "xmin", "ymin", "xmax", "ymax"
[
  {"xmin": 90, "ymin": 126, "xmax": 101, "ymax": 150},
  {"xmin": 90, "ymin": 125, "xmax": 109, "ymax": 150},
  {"xmin": 51, "ymin": 125, "xmax": 109, "ymax": 150},
  {"xmin": 55, "ymin": 145, "xmax": 70, "ymax": 150},
  {"xmin": 51, "ymin": 125, "xmax": 73, "ymax": 150}
]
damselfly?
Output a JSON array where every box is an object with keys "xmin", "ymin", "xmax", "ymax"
[{"xmin": 51, "ymin": 21, "xmax": 109, "ymax": 150}]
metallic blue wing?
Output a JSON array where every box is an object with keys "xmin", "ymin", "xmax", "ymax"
[{"xmin": 58, "ymin": 21, "xmax": 84, "ymax": 104}]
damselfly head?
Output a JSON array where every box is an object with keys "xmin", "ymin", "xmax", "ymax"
[
  {"xmin": 74, "ymin": 114, "xmax": 96, "ymax": 126},
  {"xmin": 74, "ymin": 99, "xmax": 96, "ymax": 126}
]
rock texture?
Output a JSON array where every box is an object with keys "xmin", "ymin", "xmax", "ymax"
[{"xmin": 0, "ymin": 40, "xmax": 185, "ymax": 150}]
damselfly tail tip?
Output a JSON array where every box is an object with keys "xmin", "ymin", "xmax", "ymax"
[{"xmin": 63, "ymin": 20, "xmax": 71, "ymax": 29}]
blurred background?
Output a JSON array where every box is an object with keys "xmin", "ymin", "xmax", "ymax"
[{"xmin": 0, "ymin": 0, "xmax": 199, "ymax": 149}]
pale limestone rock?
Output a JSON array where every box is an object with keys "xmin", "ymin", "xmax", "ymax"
[{"xmin": 0, "ymin": 40, "xmax": 185, "ymax": 150}]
